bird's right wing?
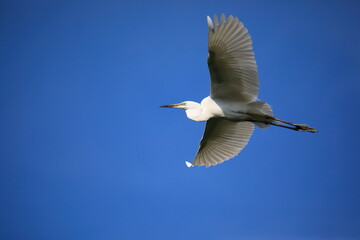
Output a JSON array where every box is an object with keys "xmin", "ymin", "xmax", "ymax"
[
  {"xmin": 207, "ymin": 14, "xmax": 259, "ymax": 103},
  {"xmin": 192, "ymin": 118, "xmax": 254, "ymax": 167}
]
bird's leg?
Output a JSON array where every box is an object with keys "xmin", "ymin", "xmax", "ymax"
[
  {"xmin": 271, "ymin": 118, "xmax": 318, "ymax": 133},
  {"xmin": 248, "ymin": 113, "xmax": 318, "ymax": 133}
]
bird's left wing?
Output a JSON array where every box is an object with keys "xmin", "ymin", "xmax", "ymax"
[
  {"xmin": 191, "ymin": 118, "xmax": 254, "ymax": 167},
  {"xmin": 207, "ymin": 14, "xmax": 259, "ymax": 103}
]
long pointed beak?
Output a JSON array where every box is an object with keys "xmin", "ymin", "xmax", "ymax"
[
  {"xmin": 160, "ymin": 104, "xmax": 176, "ymax": 108},
  {"xmin": 160, "ymin": 103, "xmax": 185, "ymax": 108}
]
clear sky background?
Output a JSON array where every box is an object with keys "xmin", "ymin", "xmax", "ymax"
[{"xmin": 1, "ymin": 0, "xmax": 360, "ymax": 239}]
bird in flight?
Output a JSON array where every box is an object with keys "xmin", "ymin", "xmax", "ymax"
[{"xmin": 161, "ymin": 14, "xmax": 317, "ymax": 167}]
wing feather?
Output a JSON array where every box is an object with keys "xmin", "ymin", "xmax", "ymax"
[
  {"xmin": 192, "ymin": 118, "xmax": 254, "ymax": 167},
  {"xmin": 207, "ymin": 14, "xmax": 258, "ymax": 103}
]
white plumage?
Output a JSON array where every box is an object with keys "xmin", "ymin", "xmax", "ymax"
[{"xmin": 161, "ymin": 14, "xmax": 317, "ymax": 167}]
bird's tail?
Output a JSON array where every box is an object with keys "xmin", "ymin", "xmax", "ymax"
[{"xmin": 249, "ymin": 101, "xmax": 274, "ymax": 129}]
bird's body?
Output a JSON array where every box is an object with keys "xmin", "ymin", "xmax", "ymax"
[
  {"xmin": 182, "ymin": 97, "xmax": 270, "ymax": 123},
  {"xmin": 161, "ymin": 14, "xmax": 317, "ymax": 167}
]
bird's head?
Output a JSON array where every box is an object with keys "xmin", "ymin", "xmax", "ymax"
[
  {"xmin": 160, "ymin": 101, "xmax": 199, "ymax": 110},
  {"xmin": 161, "ymin": 101, "xmax": 204, "ymax": 121}
]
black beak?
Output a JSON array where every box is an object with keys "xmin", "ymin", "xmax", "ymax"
[{"xmin": 160, "ymin": 104, "xmax": 175, "ymax": 108}]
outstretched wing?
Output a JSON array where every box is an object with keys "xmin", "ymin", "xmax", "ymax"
[
  {"xmin": 192, "ymin": 118, "xmax": 254, "ymax": 167},
  {"xmin": 207, "ymin": 14, "xmax": 259, "ymax": 103}
]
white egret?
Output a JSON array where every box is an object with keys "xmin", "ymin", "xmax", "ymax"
[{"xmin": 161, "ymin": 14, "xmax": 317, "ymax": 167}]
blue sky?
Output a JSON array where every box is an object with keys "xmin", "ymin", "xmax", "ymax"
[{"xmin": 1, "ymin": 0, "xmax": 360, "ymax": 239}]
